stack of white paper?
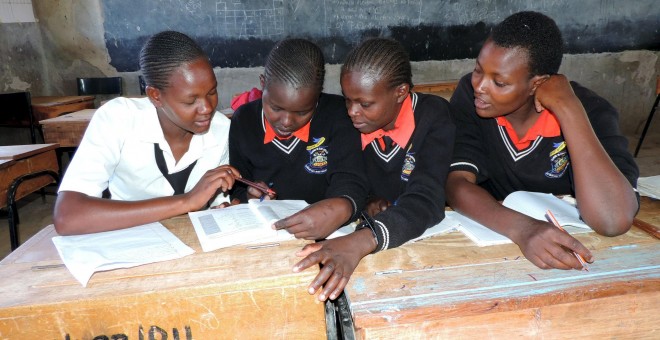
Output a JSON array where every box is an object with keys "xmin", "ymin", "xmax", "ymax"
[{"xmin": 52, "ymin": 222, "xmax": 194, "ymax": 286}]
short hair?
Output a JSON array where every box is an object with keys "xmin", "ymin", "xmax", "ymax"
[
  {"xmin": 341, "ymin": 38, "xmax": 412, "ymax": 89},
  {"xmin": 262, "ymin": 38, "xmax": 325, "ymax": 91},
  {"xmin": 491, "ymin": 11, "xmax": 564, "ymax": 76},
  {"xmin": 139, "ymin": 31, "xmax": 207, "ymax": 90}
]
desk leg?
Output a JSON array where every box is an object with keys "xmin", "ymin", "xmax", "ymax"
[{"xmin": 7, "ymin": 170, "xmax": 59, "ymax": 250}]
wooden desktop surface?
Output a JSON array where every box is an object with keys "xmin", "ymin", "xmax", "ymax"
[
  {"xmin": 31, "ymin": 95, "xmax": 95, "ymax": 121},
  {"xmin": 39, "ymin": 109, "xmax": 96, "ymax": 147},
  {"xmin": 344, "ymin": 197, "xmax": 660, "ymax": 339},
  {"xmin": 0, "ymin": 216, "xmax": 326, "ymax": 339}
]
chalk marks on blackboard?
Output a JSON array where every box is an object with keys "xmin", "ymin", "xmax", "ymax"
[
  {"xmin": 324, "ymin": 0, "xmax": 423, "ymax": 42},
  {"xmin": 216, "ymin": 0, "xmax": 285, "ymax": 39}
]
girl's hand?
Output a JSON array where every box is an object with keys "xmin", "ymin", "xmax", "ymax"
[
  {"xmin": 292, "ymin": 228, "xmax": 376, "ymax": 301},
  {"xmin": 185, "ymin": 165, "xmax": 240, "ymax": 211}
]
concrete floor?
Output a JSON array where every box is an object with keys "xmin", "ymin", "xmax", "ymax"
[{"xmin": 1, "ymin": 132, "xmax": 659, "ymax": 260}]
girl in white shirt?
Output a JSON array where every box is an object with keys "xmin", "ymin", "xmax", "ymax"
[{"xmin": 54, "ymin": 31, "xmax": 239, "ymax": 235}]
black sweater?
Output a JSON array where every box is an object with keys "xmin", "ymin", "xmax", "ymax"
[
  {"xmin": 365, "ymin": 92, "xmax": 456, "ymax": 252},
  {"xmin": 229, "ymin": 93, "xmax": 368, "ymax": 220},
  {"xmin": 449, "ymin": 73, "xmax": 639, "ymax": 200}
]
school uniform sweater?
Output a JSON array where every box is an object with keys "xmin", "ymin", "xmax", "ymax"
[
  {"xmin": 229, "ymin": 93, "xmax": 368, "ymax": 220},
  {"xmin": 449, "ymin": 73, "xmax": 639, "ymax": 201},
  {"xmin": 365, "ymin": 92, "xmax": 456, "ymax": 252}
]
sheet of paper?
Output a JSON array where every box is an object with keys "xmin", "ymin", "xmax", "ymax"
[
  {"xmin": 408, "ymin": 213, "xmax": 460, "ymax": 243},
  {"xmin": 52, "ymin": 222, "xmax": 194, "ymax": 287}
]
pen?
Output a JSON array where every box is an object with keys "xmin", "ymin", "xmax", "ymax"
[
  {"xmin": 546, "ymin": 209, "xmax": 590, "ymax": 271},
  {"xmin": 234, "ymin": 177, "xmax": 276, "ymax": 196}
]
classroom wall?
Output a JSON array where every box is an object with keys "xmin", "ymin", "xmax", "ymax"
[{"xmin": 0, "ymin": 0, "xmax": 658, "ymax": 144}]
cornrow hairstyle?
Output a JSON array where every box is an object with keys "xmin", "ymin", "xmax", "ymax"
[
  {"xmin": 139, "ymin": 31, "xmax": 207, "ymax": 90},
  {"xmin": 262, "ymin": 38, "xmax": 325, "ymax": 91},
  {"xmin": 491, "ymin": 11, "xmax": 564, "ymax": 76},
  {"xmin": 341, "ymin": 37, "xmax": 412, "ymax": 89}
]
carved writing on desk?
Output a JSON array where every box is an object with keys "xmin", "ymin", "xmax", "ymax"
[{"xmin": 63, "ymin": 324, "xmax": 192, "ymax": 340}]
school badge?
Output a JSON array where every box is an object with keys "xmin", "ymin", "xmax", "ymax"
[
  {"xmin": 401, "ymin": 146, "xmax": 415, "ymax": 181},
  {"xmin": 305, "ymin": 137, "xmax": 328, "ymax": 174},
  {"xmin": 545, "ymin": 142, "xmax": 569, "ymax": 178}
]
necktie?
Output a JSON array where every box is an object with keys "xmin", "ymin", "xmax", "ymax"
[{"xmin": 379, "ymin": 135, "xmax": 395, "ymax": 153}]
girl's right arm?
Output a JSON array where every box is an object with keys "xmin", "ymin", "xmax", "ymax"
[
  {"xmin": 446, "ymin": 170, "xmax": 592, "ymax": 270},
  {"xmin": 53, "ymin": 165, "xmax": 239, "ymax": 235}
]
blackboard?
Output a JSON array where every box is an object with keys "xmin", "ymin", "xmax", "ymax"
[{"xmin": 102, "ymin": 0, "xmax": 659, "ymax": 72}]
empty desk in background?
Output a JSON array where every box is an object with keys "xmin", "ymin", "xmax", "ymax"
[
  {"xmin": 39, "ymin": 109, "xmax": 95, "ymax": 148},
  {"xmin": 341, "ymin": 197, "xmax": 660, "ymax": 339},
  {"xmin": 0, "ymin": 216, "xmax": 326, "ymax": 339},
  {"xmin": 31, "ymin": 95, "xmax": 95, "ymax": 121},
  {"xmin": 412, "ymin": 80, "xmax": 459, "ymax": 101},
  {"xmin": 39, "ymin": 107, "xmax": 235, "ymax": 148},
  {"xmin": 0, "ymin": 144, "xmax": 59, "ymax": 250}
]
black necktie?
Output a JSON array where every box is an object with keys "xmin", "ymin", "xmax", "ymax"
[{"xmin": 379, "ymin": 135, "xmax": 395, "ymax": 153}]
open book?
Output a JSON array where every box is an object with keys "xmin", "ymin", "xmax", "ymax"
[
  {"xmin": 454, "ymin": 191, "xmax": 592, "ymax": 246},
  {"xmin": 189, "ymin": 199, "xmax": 309, "ymax": 252},
  {"xmin": 638, "ymin": 175, "xmax": 660, "ymax": 199}
]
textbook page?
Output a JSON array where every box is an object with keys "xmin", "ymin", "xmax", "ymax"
[
  {"xmin": 52, "ymin": 222, "xmax": 194, "ymax": 287},
  {"xmin": 638, "ymin": 175, "xmax": 660, "ymax": 199},
  {"xmin": 502, "ymin": 191, "xmax": 590, "ymax": 230},
  {"xmin": 408, "ymin": 212, "xmax": 460, "ymax": 243},
  {"xmin": 189, "ymin": 200, "xmax": 308, "ymax": 252}
]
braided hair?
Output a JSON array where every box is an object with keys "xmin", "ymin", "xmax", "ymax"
[
  {"xmin": 341, "ymin": 38, "xmax": 412, "ymax": 89},
  {"xmin": 263, "ymin": 38, "xmax": 325, "ymax": 91},
  {"xmin": 139, "ymin": 31, "xmax": 207, "ymax": 90},
  {"xmin": 491, "ymin": 11, "xmax": 564, "ymax": 76}
]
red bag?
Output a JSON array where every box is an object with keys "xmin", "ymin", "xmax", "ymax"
[{"xmin": 231, "ymin": 87, "xmax": 262, "ymax": 110}]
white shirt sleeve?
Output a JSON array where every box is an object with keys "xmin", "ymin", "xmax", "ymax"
[{"xmin": 58, "ymin": 101, "xmax": 127, "ymax": 197}]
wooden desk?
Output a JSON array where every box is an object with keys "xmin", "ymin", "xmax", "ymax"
[
  {"xmin": 39, "ymin": 108, "xmax": 235, "ymax": 148},
  {"xmin": 0, "ymin": 144, "xmax": 59, "ymax": 250},
  {"xmin": 0, "ymin": 217, "xmax": 326, "ymax": 339},
  {"xmin": 343, "ymin": 197, "xmax": 660, "ymax": 339},
  {"xmin": 412, "ymin": 80, "xmax": 459, "ymax": 101},
  {"xmin": 31, "ymin": 95, "xmax": 95, "ymax": 121},
  {"xmin": 0, "ymin": 144, "xmax": 59, "ymax": 208},
  {"xmin": 39, "ymin": 109, "xmax": 95, "ymax": 147}
]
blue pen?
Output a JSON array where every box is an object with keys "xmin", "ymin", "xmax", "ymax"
[{"xmin": 260, "ymin": 182, "xmax": 274, "ymax": 202}]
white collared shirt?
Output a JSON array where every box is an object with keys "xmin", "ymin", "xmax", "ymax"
[{"xmin": 59, "ymin": 97, "xmax": 230, "ymax": 207}]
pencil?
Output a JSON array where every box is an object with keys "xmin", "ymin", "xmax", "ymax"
[
  {"xmin": 632, "ymin": 217, "xmax": 660, "ymax": 240},
  {"xmin": 545, "ymin": 209, "xmax": 590, "ymax": 271},
  {"xmin": 234, "ymin": 177, "xmax": 276, "ymax": 196}
]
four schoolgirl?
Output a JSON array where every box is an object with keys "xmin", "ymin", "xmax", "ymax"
[{"xmin": 54, "ymin": 11, "xmax": 639, "ymax": 300}]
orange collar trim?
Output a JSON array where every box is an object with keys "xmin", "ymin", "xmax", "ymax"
[
  {"xmin": 496, "ymin": 109, "xmax": 561, "ymax": 150},
  {"xmin": 361, "ymin": 94, "xmax": 415, "ymax": 150},
  {"xmin": 263, "ymin": 113, "xmax": 311, "ymax": 144}
]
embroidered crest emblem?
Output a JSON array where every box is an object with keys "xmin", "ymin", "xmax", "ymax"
[
  {"xmin": 401, "ymin": 148, "xmax": 415, "ymax": 181},
  {"xmin": 305, "ymin": 137, "xmax": 328, "ymax": 174},
  {"xmin": 545, "ymin": 142, "xmax": 569, "ymax": 178}
]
